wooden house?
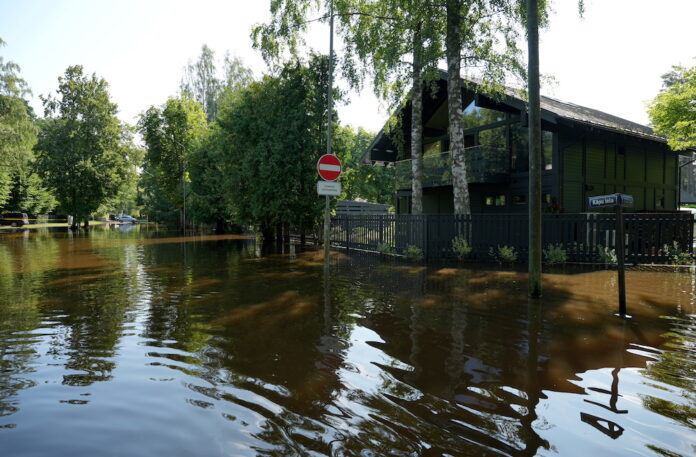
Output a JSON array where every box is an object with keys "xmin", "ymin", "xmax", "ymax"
[{"xmin": 362, "ymin": 75, "xmax": 689, "ymax": 214}]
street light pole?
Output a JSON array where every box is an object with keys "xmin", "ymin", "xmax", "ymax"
[
  {"xmin": 323, "ymin": 0, "xmax": 334, "ymax": 265},
  {"xmin": 527, "ymin": 0, "xmax": 542, "ymax": 298}
]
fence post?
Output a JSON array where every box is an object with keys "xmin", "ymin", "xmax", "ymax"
[
  {"xmin": 345, "ymin": 217, "xmax": 351, "ymax": 251},
  {"xmin": 378, "ymin": 216, "xmax": 383, "ymax": 246},
  {"xmin": 423, "ymin": 215, "xmax": 429, "ymax": 260}
]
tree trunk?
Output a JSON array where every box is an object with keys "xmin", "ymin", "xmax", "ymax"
[
  {"xmin": 447, "ymin": 0, "xmax": 471, "ymax": 215},
  {"xmin": 276, "ymin": 222, "xmax": 283, "ymax": 245},
  {"xmin": 83, "ymin": 218, "xmax": 89, "ymax": 230},
  {"xmin": 410, "ymin": 26, "xmax": 424, "ymax": 215},
  {"xmin": 215, "ymin": 219, "xmax": 225, "ymax": 234},
  {"xmin": 283, "ymin": 222, "xmax": 291, "ymax": 244},
  {"xmin": 261, "ymin": 224, "xmax": 273, "ymax": 242},
  {"xmin": 527, "ymin": 0, "xmax": 542, "ymax": 297},
  {"xmin": 300, "ymin": 231, "xmax": 306, "ymax": 246}
]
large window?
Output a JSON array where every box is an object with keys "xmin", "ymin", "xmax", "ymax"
[
  {"xmin": 478, "ymin": 126, "xmax": 507, "ymax": 150},
  {"xmin": 461, "ymin": 100, "xmax": 505, "ymax": 130},
  {"xmin": 511, "ymin": 125, "xmax": 553, "ymax": 171}
]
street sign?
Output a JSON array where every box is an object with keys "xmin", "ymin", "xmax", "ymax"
[
  {"xmin": 317, "ymin": 154, "xmax": 342, "ymax": 181},
  {"xmin": 587, "ymin": 192, "xmax": 634, "ymax": 318},
  {"xmin": 317, "ymin": 181, "xmax": 341, "ymax": 196},
  {"xmin": 588, "ymin": 193, "xmax": 634, "ymax": 209}
]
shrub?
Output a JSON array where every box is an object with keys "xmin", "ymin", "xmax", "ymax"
[
  {"xmin": 597, "ymin": 245, "xmax": 617, "ymax": 264},
  {"xmin": 377, "ymin": 242, "xmax": 395, "ymax": 255},
  {"xmin": 405, "ymin": 245, "xmax": 424, "ymax": 262},
  {"xmin": 543, "ymin": 243, "xmax": 568, "ymax": 265},
  {"xmin": 451, "ymin": 236, "xmax": 472, "ymax": 260},
  {"xmin": 663, "ymin": 241, "xmax": 694, "ymax": 265},
  {"xmin": 489, "ymin": 245, "xmax": 518, "ymax": 263}
]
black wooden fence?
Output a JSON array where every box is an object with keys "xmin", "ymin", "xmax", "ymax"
[{"xmin": 330, "ymin": 213, "xmax": 695, "ymax": 264}]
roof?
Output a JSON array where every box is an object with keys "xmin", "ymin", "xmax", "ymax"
[
  {"xmin": 362, "ymin": 74, "xmax": 694, "ymax": 163},
  {"xmin": 538, "ymin": 95, "xmax": 664, "ymax": 143}
]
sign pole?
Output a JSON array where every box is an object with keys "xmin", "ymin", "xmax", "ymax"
[
  {"xmin": 588, "ymin": 193, "xmax": 633, "ymax": 317},
  {"xmin": 323, "ymin": 0, "xmax": 334, "ymax": 266},
  {"xmin": 615, "ymin": 201, "xmax": 627, "ymax": 317}
]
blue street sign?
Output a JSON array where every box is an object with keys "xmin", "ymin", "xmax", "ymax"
[{"xmin": 588, "ymin": 193, "xmax": 633, "ymax": 209}]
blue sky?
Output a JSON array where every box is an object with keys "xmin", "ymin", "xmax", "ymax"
[{"xmin": 1, "ymin": 0, "xmax": 695, "ymax": 132}]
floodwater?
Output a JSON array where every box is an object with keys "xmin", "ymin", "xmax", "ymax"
[{"xmin": 0, "ymin": 226, "xmax": 694, "ymax": 457}]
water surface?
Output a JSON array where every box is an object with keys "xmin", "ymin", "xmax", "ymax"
[{"xmin": 0, "ymin": 226, "xmax": 694, "ymax": 456}]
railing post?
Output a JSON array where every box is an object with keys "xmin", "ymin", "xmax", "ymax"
[
  {"xmin": 423, "ymin": 215, "xmax": 429, "ymax": 260},
  {"xmin": 345, "ymin": 216, "xmax": 351, "ymax": 251}
]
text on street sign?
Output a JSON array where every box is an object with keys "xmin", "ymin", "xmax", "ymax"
[{"xmin": 317, "ymin": 181, "xmax": 341, "ymax": 196}]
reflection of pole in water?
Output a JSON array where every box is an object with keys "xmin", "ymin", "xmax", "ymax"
[
  {"xmin": 521, "ymin": 298, "xmax": 548, "ymax": 455},
  {"xmin": 580, "ymin": 320, "xmax": 628, "ymax": 439}
]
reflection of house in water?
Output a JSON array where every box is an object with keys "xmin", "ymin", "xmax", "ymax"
[{"xmin": 363, "ymin": 73, "xmax": 694, "ymax": 214}]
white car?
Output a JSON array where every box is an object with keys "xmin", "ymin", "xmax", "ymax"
[{"xmin": 117, "ymin": 215, "xmax": 138, "ymax": 224}]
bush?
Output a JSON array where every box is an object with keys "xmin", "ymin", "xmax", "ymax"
[
  {"xmin": 543, "ymin": 243, "xmax": 568, "ymax": 265},
  {"xmin": 597, "ymin": 245, "xmax": 617, "ymax": 264},
  {"xmin": 663, "ymin": 241, "xmax": 694, "ymax": 265},
  {"xmin": 405, "ymin": 245, "xmax": 424, "ymax": 262},
  {"xmin": 489, "ymin": 245, "xmax": 518, "ymax": 263},
  {"xmin": 451, "ymin": 236, "xmax": 472, "ymax": 260},
  {"xmin": 377, "ymin": 242, "xmax": 395, "ymax": 255}
]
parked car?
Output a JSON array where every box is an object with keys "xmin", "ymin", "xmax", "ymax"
[
  {"xmin": 0, "ymin": 212, "xmax": 29, "ymax": 227},
  {"xmin": 117, "ymin": 215, "xmax": 138, "ymax": 224}
]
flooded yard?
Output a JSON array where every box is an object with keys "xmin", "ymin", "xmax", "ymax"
[{"xmin": 0, "ymin": 227, "xmax": 694, "ymax": 456}]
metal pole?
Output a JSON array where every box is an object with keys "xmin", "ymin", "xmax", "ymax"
[
  {"xmin": 323, "ymin": 0, "xmax": 334, "ymax": 265},
  {"xmin": 615, "ymin": 202, "xmax": 626, "ymax": 316},
  {"xmin": 527, "ymin": 0, "xmax": 542, "ymax": 298}
]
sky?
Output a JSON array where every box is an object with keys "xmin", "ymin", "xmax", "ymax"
[{"xmin": 0, "ymin": 0, "xmax": 694, "ymax": 132}]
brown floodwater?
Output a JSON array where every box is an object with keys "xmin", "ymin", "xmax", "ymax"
[{"xmin": 0, "ymin": 226, "xmax": 694, "ymax": 456}]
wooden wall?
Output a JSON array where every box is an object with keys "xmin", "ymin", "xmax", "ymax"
[{"xmin": 560, "ymin": 128, "xmax": 678, "ymax": 212}]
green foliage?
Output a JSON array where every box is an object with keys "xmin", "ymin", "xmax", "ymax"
[
  {"xmin": 377, "ymin": 242, "xmax": 395, "ymax": 255},
  {"xmin": 543, "ymin": 243, "xmax": 568, "ymax": 265},
  {"xmin": 215, "ymin": 55, "xmax": 334, "ymax": 234},
  {"xmin": 451, "ymin": 236, "xmax": 472, "ymax": 260},
  {"xmin": 662, "ymin": 241, "xmax": 695, "ymax": 266},
  {"xmin": 180, "ymin": 45, "xmax": 253, "ymax": 122},
  {"xmin": 489, "ymin": 245, "xmax": 517, "ymax": 263},
  {"xmin": 404, "ymin": 244, "xmax": 423, "ymax": 262},
  {"xmin": 35, "ymin": 65, "xmax": 131, "ymax": 224},
  {"xmin": 597, "ymin": 245, "xmax": 617, "ymax": 264},
  {"xmin": 649, "ymin": 63, "xmax": 696, "ymax": 151},
  {"xmin": 0, "ymin": 39, "xmax": 52, "ymax": 214},
  {"xmin": 138, "ymin": 96, "xmax": 209, "ymax": 227},
  {"xmin": 334, "ymin": 125, "xmax": 395, "ymax": 204}
]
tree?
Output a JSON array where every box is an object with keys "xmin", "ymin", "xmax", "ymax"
[
  {"xmin": 138, "ymin": 96, "xmax": 208, "ymax": 228},
  {"xmin": 180, "ymin": 45, "xmax": 254, "ymax": 122},
  {"xmin": 334, "ymin": 125, "xmax": 395, "ymax": 205},
  {"xmin": 444, "ymin": 0, "xmax": 525, "ymax": 215},
  {"xmin": 0, "ymin": 38, "xmax": 54, "ymax": 214},
  {"xmin": 35, "ymin": 66, "xmax": 129, "ymax": 227},
  {"xmin": 215, "ymin": 56, "xmax": 334, "ymax": 238},
  {"xmin": 649, "ymin": 63, "xmax": 696, "ymax": 152}
]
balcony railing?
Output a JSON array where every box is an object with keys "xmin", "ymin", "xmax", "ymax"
[{"xmin": 395, "ymin": 146, "xmax": 509, "ymax": 190}]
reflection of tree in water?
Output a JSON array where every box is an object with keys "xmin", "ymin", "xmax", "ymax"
[
  {"xmin": 640, "ymin": 314, "xmax": 696, "ymax": 431},
  {"xmin": 325, "ymin": 254, "xmax": 692, "ymax": 455}
]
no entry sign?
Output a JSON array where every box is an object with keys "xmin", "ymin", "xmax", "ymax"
[{"xmin": 317, "ymin": 154, "xmax": 342, "ymax": 181}]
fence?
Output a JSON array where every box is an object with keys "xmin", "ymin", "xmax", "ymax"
[{"xmin": 330, "ymin": 213, "xmax": 695, "ymax": 264}]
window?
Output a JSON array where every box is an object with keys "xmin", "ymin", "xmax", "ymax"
[
  {"xmin": 423, "ymin": 140, "xmax": 441, "ymax": 156},
  {"xmin": 485, "ymin": 195, "xmax": 506, "ymax": 206},
  {"xmin": 543, "ymin": 131, "xmax": 553, "ymax": 170},
  {"xmin": 461, "ymin": 100, "xmax": 505, "ymax": 130},
  {"xmin": 478, "ymin": 126, "xmax": 507, "ymax": 150},
  {"xmin": 513, "ymin": 195, "xmax": 526, "ymax": 204},
  {"xmin": 511, "ymin": 124, "xmax": 553, "ymax": 171}
]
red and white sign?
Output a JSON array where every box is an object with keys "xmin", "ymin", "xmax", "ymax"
[{"xmin": 317, "ymin": 154, "xmax": 342, "ymax": 181}]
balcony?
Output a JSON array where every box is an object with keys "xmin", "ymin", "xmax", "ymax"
[{"xmin": 395, "ymin": 146, "xmax": 510, "ymax": 190}]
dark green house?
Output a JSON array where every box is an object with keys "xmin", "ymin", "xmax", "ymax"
[{"xmin": 363, "ymin": 75, "xmax": 686, "ymax": 214}]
